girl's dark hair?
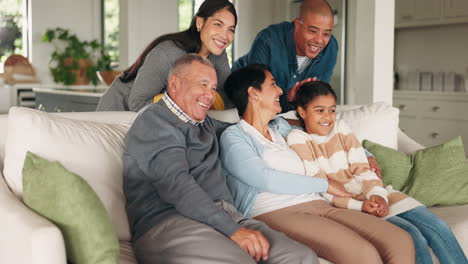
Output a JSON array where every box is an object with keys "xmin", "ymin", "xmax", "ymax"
[
  {"xmin": 224, "ymin": 64, "xmax": 271, "ymax": 116},
  {"xmin": 295, "ymin": 81, "xmax": 337, "ymax": 128},
  {"xmin": 120, "ymin": 0, "xmax": 237, "ymax": 82}
]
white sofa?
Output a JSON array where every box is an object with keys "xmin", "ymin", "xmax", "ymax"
[{"xmin": 0, "ymin": 104, "xmax": 467, "ymax": 264}]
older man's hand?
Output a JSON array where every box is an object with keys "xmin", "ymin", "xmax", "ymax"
[{"xmin": 230, "ymin": 227, "xmax": 270, "ymax": 262}]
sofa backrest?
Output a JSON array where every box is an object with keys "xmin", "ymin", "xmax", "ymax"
[
  {"xmin": 0, "ymin": 108, "xmax": 240, "ymax": 163},
  {"xmin": 0, "ymin": 103, "xmax": 406, "ymax": 165},
  {"xmin": 0, "ymin": 114, "xmax": 8, "ymax": 170},
  {"xmin": 0, "ymin": 110, "xmax": 137, "ymax": 171}
]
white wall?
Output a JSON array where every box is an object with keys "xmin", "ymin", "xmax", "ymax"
[
  {"xmin": 345, "ymin": 0, "xmax": 395, "ymax": 105},
  {"xmin": 29, "ymin": 0, "xmax": 101, "ymax": 84},
  {"xmin": 26, "ymin": 0, "xmax": 397, "ymax": 105},
  {"xmin": 235, "ymin": 0, "xmax": 396, "ymax": 106},
  {"xmin": 234, "ymin": 0, "xmax": 286, "ymax": 59},
  {"xmin": 395, "ymin": 23, "xmax": 468, "ymax": 89},
  {"xmin": 119, "ymin": 0, "xmax": 178, "ymax": 68},
  {"xmin": 27, "ymin": 0, "xmax": 177, "ymax": 84}
]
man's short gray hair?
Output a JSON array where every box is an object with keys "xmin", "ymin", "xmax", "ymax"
[{"xmin": 168, "ymin": 53, "xmax": 215, "ymax": 79}]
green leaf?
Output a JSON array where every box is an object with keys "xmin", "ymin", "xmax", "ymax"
[{"xmin": 42, "ymin": 30, "xmax": 55, "ymax": 42}]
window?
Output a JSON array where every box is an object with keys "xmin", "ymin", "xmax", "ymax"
[
  {"xmin": 0, "ymin": 0, "xmax": 27, "ymax": 70},
  {"xmin": 178, "ymin": 0, "xmax": 193, "ymax": 32},
  {"xmin": 178, "ymin": 0, "xmax": 235, "ymax": 65},
  {"xmin": 102, "ymin": 0, "xmax": 119, "ymax": 68}
]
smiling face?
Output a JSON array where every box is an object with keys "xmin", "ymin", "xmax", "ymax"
[
  {"xmin": 197, "ymin": 7, "xmax": 236, "ymax": 57},
  {"xmin": 294, "ymin": 11, "xmax": 333, "ymax": 59},
  {"xmin": 254, "ymin": 71, "xmax": 283, "ymax": 115},
  {"xmin": 170, "ymin": 61, "xmax": 217, "ymax": 122},
  {"xmin": 298, "ymin": 94, "xmax": 337, "ymax": 136}
]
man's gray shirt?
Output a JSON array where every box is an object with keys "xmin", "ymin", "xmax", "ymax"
[{"xmin": 123, "ymin": 100, "xmax": 240, "ymax": 241}]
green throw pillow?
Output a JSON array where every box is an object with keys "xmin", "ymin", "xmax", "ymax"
[
  {"xmin": 363, "ymin": 137, "xmax": 468, "ymax": 207},
  {"xmin": 22, "ymin": 151, "xmax": 119, "ymax": 264}
]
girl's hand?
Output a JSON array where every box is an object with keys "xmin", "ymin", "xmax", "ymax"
[
  {"xmin": 363, "ymin": 196, "xmax": 389, "ymax": 217},
  {"xmin": 362, "ymin": 199, "xmax": 379, "ymax": 215},
  {"xmin": 369, "ymin": 195, "xmax": 389, "ymax": 217}
]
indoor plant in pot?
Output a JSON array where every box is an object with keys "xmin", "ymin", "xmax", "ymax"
[
  {"xmin": 42, "ymin": 27, "xmax": 112, "ymax": 85},
  {"xmin": 96, "ymin": 51, "xmax": 121, "ymax": 86}
]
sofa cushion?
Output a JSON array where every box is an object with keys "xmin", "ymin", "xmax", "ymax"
[
  {"xmin": 430, "ymin": 204, "xmax": 468, "ymax": 257},
  {"xmin": 3, "ymin": 107, "xmax": 132, "ymax": 240},
  {"xmin": 23, "ymin": 151, "xmax": 119, "ymax": 264},
  {"xmin": 336, "ymin": 102, "xmax": 399, "ymax": 149},
  {"xmin": 208, "ymin": 108, "xmax": 240, "ymax": 123},
  {"xmin": 361, "ymin": 140, "xmax": 413, "ymax": 190},
  {"xmin": 278, "ymin": 102, "xmax": 400, "ymax": 149},
  {"xmin": 363, "ymin": 137, "xmax": 468, "ymax": 207}
]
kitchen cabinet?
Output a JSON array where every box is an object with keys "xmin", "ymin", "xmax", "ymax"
[
  {"xmin": 394, "ymin": 90, "xmax": 468, "ymax": 154},
  {"xmin": 2, "ymin": 83, "xmax": 40, "ymax": 111},
  {"xmin": 444, "ymin": 0, "xmax": 468, "ymax": 18},
  {"xmin": 396, "ymin": 0, "xmax": 468, "ymax": 28},
  {"xmin": 33, "ymin": 87, "xmax": 106, "ymax": 112}
]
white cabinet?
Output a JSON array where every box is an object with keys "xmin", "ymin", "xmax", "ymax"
[
  {"xmin": 396, "ymin": 0, "xmax": 441, "ymax": 24},
  {"xmin": 33, "ymin": 86, "xmax": 107, "ymax": 112},
  {"xmin": 394, "ymin": 91, "xmax": 468, "ymax": 154},
  {"xmin": 2, "ymin": 84, "xmax": 39, "ymax": 111},
  {"xmin": 444, "ymin": 0, "xmax": 468, "ymax": 18},
  {"xmin": 396, "ymin": 0, "xmax": 468, "ymax": 28}
]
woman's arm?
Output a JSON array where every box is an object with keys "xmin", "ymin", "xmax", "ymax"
[
  {"xmin": 220, "ymin": 126, "xmax": 328, "ymax": 195},
  {"xmin": 210, "ymin": 51, "xmax": 233, "ymax": 109},
  {"xmin": 128, "ymin": 41, "xmax": 185, "ymax": 112}
]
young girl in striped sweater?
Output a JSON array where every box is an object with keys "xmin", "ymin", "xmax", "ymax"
[{"xmin": 286, "ymin": 81, "xmax": 467, "ymax": 264}]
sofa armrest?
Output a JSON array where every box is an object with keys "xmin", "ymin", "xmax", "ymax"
[
  {"xmin": 397, "ymin": 129, "xmax": 424, "ymax": 154},
  {"xmin": 0, "ymin": 171, "xmax": 66, "ymax": 264}
]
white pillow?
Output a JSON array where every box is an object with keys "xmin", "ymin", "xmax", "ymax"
[
  {"xmin": 208, "ymin": 108, "xmax": 240, "ymax": 123},
  {"xmin": 337, "ymin": 102, "xmax": 399, "ymax": 149},
  {"xmin": 278, "ymin": 102, "xmax": 400, "ymax": 149},
  {"xmin": 3, "ymin": 107, "xmax": 133, "ymax": 241}
]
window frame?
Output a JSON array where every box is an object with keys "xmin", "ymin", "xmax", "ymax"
[{"xmin": 0, "ymin": 0, "xmax": 29, "ymax": 67}]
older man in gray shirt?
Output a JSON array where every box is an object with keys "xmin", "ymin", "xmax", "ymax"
[{"xmin": 123, "ymin": 54, "xmax": 318, "ymax": 264}]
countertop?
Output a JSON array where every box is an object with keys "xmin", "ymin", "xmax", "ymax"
[{"xmin": 33, "ymin": 85, "xmax": 107, "ymax": 97}]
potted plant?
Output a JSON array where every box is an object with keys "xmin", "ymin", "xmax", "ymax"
[
  {"xmin": 42, "ymin": 27, "xmax": 112, "ymax": 85},
  {"xmin": 96, "ymin": 50, "xmax": 121, "ymax": 86}
]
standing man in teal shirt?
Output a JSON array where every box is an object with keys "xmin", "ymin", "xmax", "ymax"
[{"xmin": 233, "ymin": 0, "xmax": 337, "ymax": 112}]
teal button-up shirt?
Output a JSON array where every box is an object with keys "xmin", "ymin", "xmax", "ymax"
[{"xmin": 233, "ymin": 21, "xmax": 338, "ymax": 112}]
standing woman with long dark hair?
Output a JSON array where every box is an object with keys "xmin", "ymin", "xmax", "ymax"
[{"xmin": 96, "ymin": 0, "xmax": 237, "ymax": 112}]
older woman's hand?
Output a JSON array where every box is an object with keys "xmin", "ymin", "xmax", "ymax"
[{"xmin": 327, "ymin": 180, "xmax": 352, "ymax": 198}]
